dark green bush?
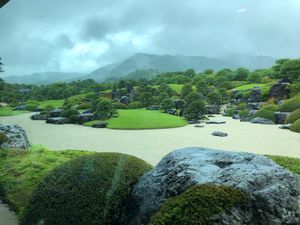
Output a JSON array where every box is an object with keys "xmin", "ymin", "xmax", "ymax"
[
  {"xmin": 236, "ymin": 102, "xmax": 247, "ymax": 110},
  {"xmin": 278, "ymin": 97, "xmax": 300, "ymax": 112},
  {"xmin": 21, "ymin": 153, "xmax": 152, "ymax": 225},
  {"xmin": 0, "ymin": 132, "xmax": 8, "ymax": 145},
  {"xmin": 113, "ymin": 102, "xmax": 128, "ymax": 109},
  {"xmin": 224, "ymin": 107, "xmax": 236, "ymax": 117},
  {"xmin": 41, "ymin": 105, "xmax": 55, "ymax": 115},
  {"xmin": 239, "ymin": 109, "xmax": 250, "ymax": 118},
  {"xmin": 127, "ymin": 101, "xmax": 143, "ymax": 109},
  {"xmin": 77, "ymin": 103, "xmax": 92, "ymax": 110},
  {"xmin": 261, "ymin": 104, "xmax": 279, "ymax": 112},
  {"xmin": 25, "ymin": 104, "xmax": 39, "ymax": 112},
  {"xmin": 149, "ymin": 184, "xmax": 249, "ymax": 225},
  {"xmin": 62, "ymin": 109, "xmax": 79, "ymax": 118},
  {"xmin": 291, "ymin": 119, "xmax": 300, "ymax": 133},
  {"xmin": 253, "ymin": 109, "xmax": 276, "ymax": 122},
  {"xmin": 285, "ymin": 109, "xmax": 300, "ymax": 124}
]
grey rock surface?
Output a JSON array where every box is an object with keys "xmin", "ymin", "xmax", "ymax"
[
  {"xmin": 206, "ymin": 105, "xmax": 220, "ymax": 114},
  {"xmin": 91, "ymin": 122, "xmax": 108, "ymax": 128},
  {"xmin": 279, "ymin": 124, "xmax": 292, "ymax": 130},
  {"xmin": 247, "ymin": 87, "xmax": 261, "ymax": 102},
  {"xmin": 206, "ymin": 120, "xmax": 226, "ymax": 124},
  {"xmin": 31, "ymin": 113, "xmax": 47, "ymax": 120},
  {"xmin": 251, "ymin": 117, "xmax": 275, "ymax": 125},
  {"xmin": 211, "ymin": 131, "xmax": 228, "ymax": 137},
  {"xmin": 0, "ymin": 124, "xmax": 30, "ymax": 149},
  {"xmin": 275, "ymin": 112, "xmax": 290, "ymax": 124},
  {"xmin": 48, "ymin": 109, "xmax": 64, "ymax": 118},
  {"xmin": 130, "ymin": 147, "xmax": 300, "ymax": 225},
  {"xmin": 46, "ymin": 117, "xmax": 67, "ymax": 124}
]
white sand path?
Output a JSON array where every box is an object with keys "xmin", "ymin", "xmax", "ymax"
[
  {"xmin": 1, "ymin": 113, "xmax": 300, "ymax": 166},
  {"xmin": 0, "ymin": 201, "xmax": 18, "ymax": 225}
]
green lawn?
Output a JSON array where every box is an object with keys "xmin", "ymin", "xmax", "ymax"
[
  {"xmin": 0, "ymin": 107, "xmax": 29, "ymax": 116},
  {"xmin": 38, "ymin": 99, "xmax": 64, "ymax": 109},
  {"xmin": 85, "ymin": 109, "xmax": 188, "ymax": 129},
  {"xmin": 233, "ymin": 83, "xmax": 272, "ymax": 92},
  {"xmin": 0, "ymin": 146, "xmax": 92, "ymax": 214}
]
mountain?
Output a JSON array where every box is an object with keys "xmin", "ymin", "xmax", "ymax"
[
  {"xmin": 3, "ymin": 72, "xmax": 84, "ymax": 85},
  {"xmin": 84, "ymin": 53, "xmax": 276, "ymax": 81}
]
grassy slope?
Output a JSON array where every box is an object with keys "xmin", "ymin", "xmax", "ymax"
[
  {"xmin": 85, "ymin": 109, "xmax": 188, "ymax": 129},
  {"xmin": 233, "ymin": 83, "xmax": 272, "ymax": 93},
  {"xmin": 38, "ymin": 99, "xmax": 64, "ymax": 108},
  {"xmin": 0, "ymin": 107, "xmax": 29, "ymax": 116},
  {"xmin": 0, "ymin": 146, "xmax": 92, "ymax": 215},
  {"xmin": 268, "ymin": 155, "xmax": 300, "ymax": 174}
]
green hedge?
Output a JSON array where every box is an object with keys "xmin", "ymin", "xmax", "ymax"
[
  {"xmin": 291, "ymin": 119, "xmax": 300, "ymax": 133},
  {"xmin": 224, "ymin": 107, "xmax": 236, "ymax": 117},
  {"xmin": 261, "ymin": 104, "xmax": 279, "ymax": 112},
  {"xmin": 21, "ymin": 153, "xmax": 152, "ymax": 225},
  {"xmin": 253, "ymin": 109, "xmax": 276, "ymax": 122},
  {"xmin": 278, "ymin": 97, "xmax": 300, "ymax": 112},
  {"xmin": 285, "ymin": 109, "xmax": 300, "ymax": 124},
  {"xmin": 149, "ymin": 184, "xmax": 249, "ymax": 225},
  {"xmin": 0, "ymin": 133, "xmax": 8, "ymax": 145}
]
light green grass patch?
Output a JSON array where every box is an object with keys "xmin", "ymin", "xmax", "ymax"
[
  {"xmin": 233, "ymin": 83, "xmax": 271, "ymax": 92},
  {"xmin": 38, "ymin": 99, "xmax": 64, "ymax": 109},
  {"xmin": 0, "ymin": 146, "xmax": 92, "ymax": 214},
  {"xmin": 267, "ymin": 155, "xmax": 300, "ymax": 175},
  {"xmin": 0, "ymin": 107, "xmax": 29, "ymax": 116},
  {"xmin": 85, "ymin": 109, "xmax": 188, "ymax": 129}
]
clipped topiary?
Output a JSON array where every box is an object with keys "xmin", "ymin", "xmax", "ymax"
[
  {"xmin": 149, "ymin": 184, "xmax": 250, "ymax": 225},
  {"xmin": 254, "ymin": 109, "xmax": 276, "ymax": 122},
  {"xmin": 261, "ymin": 104, "xmax": 279, "ymax": 112},
  {"xmin": 278, "ymin": 97, "xmax": 300, "ymax": 112},
  {"xmin": 62, "ymin": 109, "xmax": 79, "ymax": 118},
  {"xmin": 21, "ymin": 153, "xmax": 152, "ymax": 225},
  {"xmin": 285, "ymin": 108, "xmax": 300, "ymax": 124},
  {"xmin": 0, "ymin": 132, "xmax": 8, "ymax": 145},
  {"xmin": 290, "ymin": 119, "xmax": 300, "ymax": 133},
  {"xmin": 25, "ymin": 103, "xmax": 39, "ymax": 112}
]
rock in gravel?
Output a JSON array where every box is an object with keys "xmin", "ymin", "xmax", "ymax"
[
  {"xmin": 0, "ymin": 124, "xmax": 30, "ymax": 149},
  {"xmin": 206, "ymin": 120, "xmax": 226, "ymax": 124},
  {"xmin": 211, "ymin": 131, "xmax": 228, "ymax": 137},
  {"xmin": 130, "ymin": 147, "xmax": 300, "ymax": 225},
  {"xmin": 279, "ymin": 124, "xmax": 292, "ymax": 130},
  {"xmin": 194, "ymin": 124, "xmax": 204, "ymax": 128},
  {"xmin": 251, "ymin": 117, "xmax": 275, "ymax": 125},
  {"xmin": 91, "ymin": 122, "xmax": 108, "ymax": 128}
]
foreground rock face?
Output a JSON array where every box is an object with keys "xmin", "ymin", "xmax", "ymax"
[
  {"xmin": 0, "ymin": 124, "xmax": 30, "ymax": 149},
  {"xmin": 131, "ymin": 147, "xmax": 300, "ymax": 225},
  {"xmin": 251, "ymin": 117, "xmax": 275, "ymax": 125}
]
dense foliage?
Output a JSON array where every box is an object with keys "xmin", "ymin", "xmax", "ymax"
[
  {"xmin": 290, "ymin": 119, "xmax": 300, "ymax": 133},
  {"xmin": 21, "ymin": 153, "xmax": 152, "ymax": 225},
  {"xmin": 278, "ymin": 97, "xmax": 300, "ymax": 112},
  {"xmin": 149, "ymin": 184, "xmax": 250, "ymax": 225},
  {"xmin": 285, "ymin": 109, "xmax": 300, "ymax": 124},
  {"xmin": 253, "ymin": 109, "xmax": 276, "ymax": 122}
]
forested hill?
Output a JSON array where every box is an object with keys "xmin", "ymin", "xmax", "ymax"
[{"xmin": 84, "ymin": 53, "xmax": 275, "ymax": 82}]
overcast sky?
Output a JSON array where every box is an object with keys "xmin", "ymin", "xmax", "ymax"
[{"xmin": 0, "ymin": 0, "xmax": 300, "ymax": 76}]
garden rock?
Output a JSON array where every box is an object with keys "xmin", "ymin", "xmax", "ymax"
[
  {"xmin": 194, "ymin": 124, "xmax": 204, "ymax": 128},
  {"xmin": 130, "ymin": 147, "xmax": 300, "ymax": 225},
  {"xmin": 269, "ymin": 79, "xmax": 290, "ymax": 99},
  {"xmin": 92, "ymin": 122, "xmax": 108, "ymax": 128},
  {"xmin": 0, "ymin": 124, "xmax": 30, "ymax": 149},
  {"xmin": 46, "ymin": 117, "xmax": 67, "ymax": 125},
  {"xmin": 206, "ymin": 105, "xmax": 220, "ymax": 114},
  {"xmin": 120, "ymin": 95, "xmax": 130, "ymax": 105},
  {"xmin": 275, "ymin": 112, "xmax": 290, "ymax": 124},
  {"xmin": 48, "ymin": 109, "xmax": 64, "ymax": 118},
  {"xmin": 248, "ymin": 102, "xmax": 260, "ymax": 110},
  {"xmin": 211, "ymin": 131, "xmax": 228, "ymax": 137},
  {"xmin": 251, "ymin": 117, "xmax": 275, "ymax": 125},
  {"xmin": 247, "ymin": 87, "xmax": 261, "ymax": 102},
  {"xmin": 13, "ymin": 105, "xmax": 26, "ymax": 111},
  {"xmin": 74, "ymin": 113, "xmax": 95, "ymax": 124},
  {"xmin": 31, "ymin": 113, "xmax": 47, "ymax": 120},
  {"xmin": 206, "ymin": 120, "xmax": 226, "ymax": 124}
]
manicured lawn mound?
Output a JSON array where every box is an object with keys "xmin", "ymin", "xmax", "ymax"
[
  {"xmin": 253, "ymin": 109, "xmax": 276, "ymax": 122},
  {"xmin": 285, "ymin": 109, "xmax": 300, "ymax": 124},
  {"xmin": 0, "ymin": 107, "xmax": 28, "ymax": 116},
  {"xmin": 21, "ymin": 153, "xmax": 152, "ymax": 225},
  {"xmin": 38, "ymin": 99, "xmax": 64, "ymax": 109},
  {"xmin": 290, "ymin": 119, "xmax": 300, "ymax": 133},
  {"xmin": 0, "ymin": 146, "xmax": 91, "ymax": 214},
  {"xmin": 278, "ymin": 97, "xmax": 300, "ymax": 112},
  {"xmin": 149, "ymin": 184, "xmax": 250, "ymax": 225},
  {"xmin": 267, "ymin": 155, "xmax": 300, "ymax": 175},
  {"xmin": 106, "ymin": 109, "xmax": 188, "ymax": 129},
  {"xmin": 261, "ymin": 104, "xmax": 279, "ymax": 112},
  {"xmin": 233, "ymin": 83, "xmax": 272, "ymax": 93}
]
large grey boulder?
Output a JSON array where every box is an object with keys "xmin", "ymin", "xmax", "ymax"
[
  {"xmin": 48, "ymin": 109, "xmax": 64, "ymax": 118},
  {"xmin": 247, "ymin": 87, "xmax": 261, "ymax": 102},
  {"xmin": 31, "ymin": 113, "xmax": 47, "ymax": 120},
  {"xmin": 120, "ymin": 95, "xmax": 130, "ymax": 105},
  {"xmin": 275, "ymin": 112, "xmax": 290, "ymax": 124},
  {"xmin": 46, "ymin": 117, "xmax": 67, "ymax": 124},
  {"xmin": 212, "ymin": 131, "xmax": 228, "ymax": 137},
  {"xmin": 73, "ymin": 113, "xmax": 95, "ymax": 125},
  {"xmin": 130, "ymin": 147, "xmax": 300, "ymax": 225},
  {"xmin": 0, "ymin": 124, "xmax": 30, "ymax": 149},
  {"xmin": 206, "ymin": 105, "xmax": 220, "ymax": 114},
  {"xmin": 251, "ymin": 117, "xmax": 275, "ymax": 125},
  {"xmin": 269, "ymin": 79, "xmax": 290, "ymax": 99}
]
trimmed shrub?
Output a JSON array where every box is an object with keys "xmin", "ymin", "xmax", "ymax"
[
  {"xmin": 149, "ymin": 184, "xmax": 249, "ymax": 225},
  {"xmin": 77, "ymin": 103, "xmax": 92, "ymax": 110},
  {"xmin": 278, "ymin": 97, "xmax": 300, "ymax": 112},
  {"xmin": 127, "ymin": 101, "xmax": 143, "ymax": 109},
  {"xmin": 253, "ymin": 109, "xmax": 276, "ymax": 122},
  {"xmin": 236, "ymin": 102, "xmax": 247, "ymax": 110},
  {"xmin": 62, "ymin": 109, "xmax": 79, "ymax": 118},
  {"xmin": 21, "ymin": 153, "xmax": 152, "ymax": 225},
  {"xmin": 40, "ymin": 105, "xmax": 55, "ymax": 115},
  {"xmin": 285, "ymin": 109, "xmax": 300, "ymax": 124},
  {"xmin": 224, "ymin": 108, "xmax": 236, "ymax": 117},
  {"xmin": 113, "ymin": 102, "xmax": 128, "ymax": 109},
  {"xmin": 25, "ymin": 104, "xmax": 39, "ymax": 112},
  {"xmin": 0, "ymin": 132, "xmax": 8, "ymax": 145},
  {"xmin": 239, "ymin": 109, "xmax": 250, "ymax": 118},
  {"xmin": 290, "ymin": 119, "xmax": 300, "ymax": 133},
  {"xmin": 261, "ymin": 104, "xmax": 279, "ymax": 112}
]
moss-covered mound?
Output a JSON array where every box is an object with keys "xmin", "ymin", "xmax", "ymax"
[
  {"xmin": 285, "ymin": 109, "xmax": 300, "ymax": 124},
  {"xmin": 0, "ymin": 132, "xmax": 8, "ymax": 145},
  {"xmin": 261, "ymin": 104, "xmax": 279, "ymax": 112},
  {"xmin": 21, "ymin": 153, "xmax": 152, "ymax": 225},
  {"xmin": 290, "ymin": 119, "xmax": 300, "ymax": 133},
  {"xmin": 149, "ymin": 184, "xmax": 249, "ymax": 225},
  {"xmin": 253, "ymin": 109, "xmax": 276, "ymax": 122},
  {"xmin": 278, "ymin": 97, "xmax": 300, "ymax": 112}
]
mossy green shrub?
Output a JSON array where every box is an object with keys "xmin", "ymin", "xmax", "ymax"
[
  {"xmin": 62, "ymin": 109, "xmax": 79, "ymax": 118},
  {"xmin": 285, "ymin": 109, "xmax": 300, "ymax": 124},
  {"xmin": 0, "ymin": 132, "xmax": 8, "ymax": 145},
  {"xmin": 25, "ymin": 103, "xmax": 39, "ymax": 112},
  {"xmin": 239, "ymin": 109, "xmax": 250, "ymax": 118},
  {"xmin": 149, "ymin": 184, "xmax": 250, "ymax": 225},
  {"xmin": 260, "ymin": 104, "xmax": 279, "ymax": 112},
  {"xmin": 253, "ymin": 109, "xmax": 276, "ymax": 122},
  {"xmin": 290, "ymin": 119, "xmax": 300, "ymax": 133},
  {"xmin": 127, "ymin": 101, "xmax": 143, "ymax": 109},
  {"xmin": 224, "ymin": 107, "xmax": 236, "ymax": 117},
  {"xmin": 21, "ymin": 153, "xmax": 152, "ymax": 225},
  {"xmin": 40, "ymin": 105, "xmax": 55, "ymax": 115},
  {"xmin": 77, "ymin": 103, "xmax": 92, "ymax": 110},
  {"xmin": 113, "ymin": 102, "xmax": 128, "ymax": 109},
  {"xmin": 278, "ymin": 97, "xmax": 300, "ymax": 112},
  {"xmin": 236, "ymin": 102, "xmax": 247, "ymax": 110}
]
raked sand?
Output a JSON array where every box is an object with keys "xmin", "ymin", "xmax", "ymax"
[{"xmin": 1, "ymin": 113, "xmax": 300, "ymax": 165}]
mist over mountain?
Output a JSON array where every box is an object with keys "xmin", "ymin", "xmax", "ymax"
[
  {"xmin": 3, "ymin": 53, "xmax": 276, "ymax": 84},
  {"xmin": 3, "ymin": 72, "xmax": 84, "ymax": 85}
]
